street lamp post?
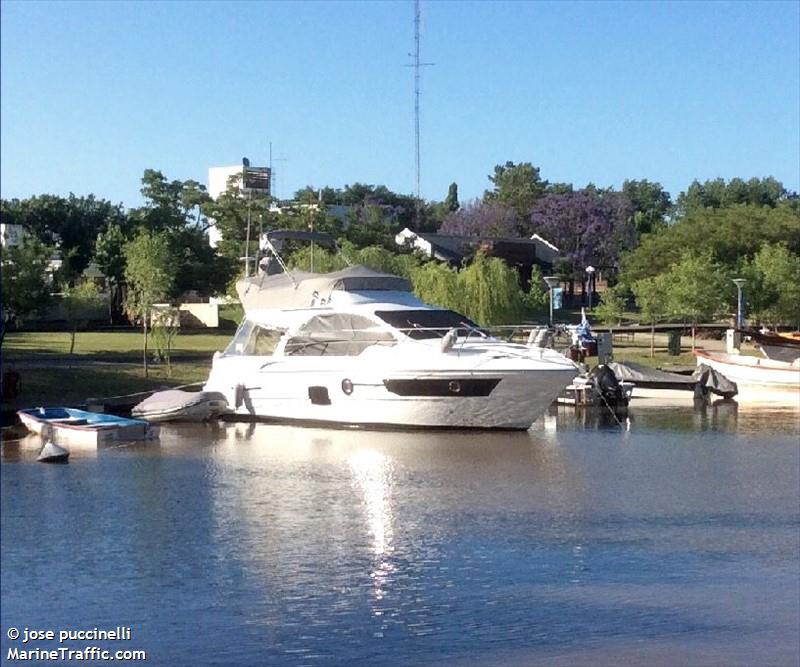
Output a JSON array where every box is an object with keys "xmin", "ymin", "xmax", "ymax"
[
  {"xmin": 585, "ymin": 265, "xmax": 596, "ymax": 309},
  {"xmin": 732, "ymin": 278, "xmax": 746, "ymax": 329},
  {"xmin": 544, "ymin": 276, "xmax": 560, "ymax": 327}
]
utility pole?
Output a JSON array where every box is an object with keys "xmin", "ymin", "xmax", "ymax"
[{"xmin": 409, "ymin": 0, "xmax": 433, "ymax": 229}]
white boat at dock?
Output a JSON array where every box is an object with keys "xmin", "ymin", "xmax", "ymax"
[
  {"xmin": 694, "ymin": 350, "xmax": 800, "ymax": 404},
  {"xmin": 204, "ymin": 230, "xmax": 579, "ymax": 430}
]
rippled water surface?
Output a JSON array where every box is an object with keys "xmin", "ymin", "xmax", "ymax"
[{"xmin": 2, "ymin": 403, "xmax": 799, "ymax": 666}]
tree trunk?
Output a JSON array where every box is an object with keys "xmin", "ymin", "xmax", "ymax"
[
  {"xmin": 69, "ymin": 328, "xmax": 76, "ymax": 355},
  {"xmin": 143, "ymin": 316, "xmax": 149, "ymax": 378},
  {"xmin": 650, "ymin": 322, "xmax": 655, "ymax": 358},
  {"xmin": 691, "ymin": 324, "xmax": 696, "ymax": 351}
]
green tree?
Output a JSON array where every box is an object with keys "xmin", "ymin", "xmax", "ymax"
[
  {"xmin": 0, "ymin": 236, "xmax": 53, "ymax": 346},
  {"xmin": 620, "ymin": 204, "xmax": 800, "ymax": 286},
  {"xmin": 593, "ymin": 285, "xmax": 627, "ymax": 327},
  {"xmin": 445, "ymin": 182, "xmax": 459, "ymax": 212},
  {"xmin": 410, "ymin": 261, "xmax": 463, "ymax": 314},
  {"xmin": 150, "ymin": 306, "xmax": 181, "ymax": 377},
  {"xmin": 663, "ymin": 250, "xmax": 728, "ymax": 349},
  {"xmin": 676, "ymin": 177, "xmax": 787, "ymax": 214},
  {"xmin": 287, "ymin": 246, "xmax": 347, "ymax": 273},
  {"xmin": 521, "ymin": 265, "xmax": 549, "ymax": 315},
  {"xmin": 749, "ymin": 243, "xmax": 800, "ymax": 327},
  {"xmin": 632, "ymin": 275, "xmax": 670, "ymax": 357},
  {"xmin": 62, "ymin": 279, "xmax": 103, "ymax": 355},
  {"xmin": 203, "ymin": 173, "xmax": 274, "ymax": 273},
  {"xmin": 458, "ymin": 253, "xmax": 525, "ymax": 325},
  {"xmin": 94, "ymin": 222, "xmax": 129, "ymax": 322},
  {"xmin": 131, "ymin": 169, "xmax": 232, "ymax": 296},
  {"xmin": 1, "ymin": 194, "xmax": 126, "ymax": 285},
  {"xmin": 484, "ymin": 161, "xmax": 548, "ymax": 219},
  {"xmin": 343, "ymin": 205, "xmax": 401, "ymax": 250},
  {"xmin": 124, "ymin": 230, "xmax": 176, "ymax": 377},
  {"xmin": 622, "ymin": 179, "xmax": 672, "ymax": 235},
  {"xmin": 133, "ymin": 169, "xmax": 211, "ymax": 232}
]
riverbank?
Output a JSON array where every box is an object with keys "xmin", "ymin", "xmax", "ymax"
[
  {"xmin": 1, "ymin": 330, "xmax": 231, "ymax": 411},
  {"xmin": 0, "ymin": 328, "xmax": 750, "ymax": 413}
]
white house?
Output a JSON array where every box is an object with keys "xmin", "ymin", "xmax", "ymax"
[{"xmin": 1, "ymin": 223, "xmax": 25, "ymax": 248}]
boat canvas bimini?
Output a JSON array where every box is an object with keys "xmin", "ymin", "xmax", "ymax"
[
  {"xmin": 204, "ymin": 231, "xmax": 579, "ymax": 430},
  {"xmin": 17, "ymin": 407, "xmax": 157, "ymax": 447}
]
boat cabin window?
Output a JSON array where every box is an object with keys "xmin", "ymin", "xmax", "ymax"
[
  {"xmin": 224, "ymin": 321, "xmax": 284, "ymax": 356},
  {"xmin": 284, "ymin": 313, "xmax": 395, "ymax": 356},
  {"xmin": 375, "ymin": 309, "xmax": 486, "ymax": 340}
]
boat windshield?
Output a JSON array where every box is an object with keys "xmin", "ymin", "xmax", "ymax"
[
  {"xmin": 284, "ymin": 313, "xmax": 395, "ymax": 356},
  {"xmin": 375, "ymin": 310, "xmax": 487, "ymax": 340},
  {"xmin": 224, "ymin": 321, "xmax": 285, "ymax": 356}
]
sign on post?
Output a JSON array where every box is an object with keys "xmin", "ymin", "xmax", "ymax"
[{"xmin": 552, "ymin": 287, "xmax": 563, "ymax": 310}]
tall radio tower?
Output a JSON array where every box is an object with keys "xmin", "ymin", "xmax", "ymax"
[{"xmin": 410, "ymin": 0, "xmax": 433, "ymax": 228}]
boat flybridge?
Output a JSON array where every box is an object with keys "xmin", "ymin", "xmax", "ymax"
[{"xmin": 204, "ymin": 230, "xmax": 578, "ymax": 429}]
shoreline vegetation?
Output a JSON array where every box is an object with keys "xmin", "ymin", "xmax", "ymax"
[
  {"xmin": 1, "ymin": 326, "xmax": 744, "ymax": 411},
  {"xmin": 2, "ymin": 170, "xmax": 797, "ymax": 403}
]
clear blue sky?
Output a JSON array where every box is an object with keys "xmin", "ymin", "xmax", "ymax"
[{"xmin": 2, "ymin": 0, "xmax": 798, "ymax": 208}]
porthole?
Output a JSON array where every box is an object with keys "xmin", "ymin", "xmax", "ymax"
[
  {"xmin": 341, "ymin": 379, "xmax": 354, "ymax": 395},
  {"xmin": 448, "ymin": 380, "xmax": 461, "ymax": 394}
]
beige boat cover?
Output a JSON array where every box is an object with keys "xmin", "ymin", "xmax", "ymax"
[{"xmin": 237, "ymin": 265, "xmax": 412, "ymax": 311}]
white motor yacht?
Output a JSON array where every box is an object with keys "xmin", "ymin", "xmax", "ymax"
[{"xmin": 204, "ymin": 231, "xmax": 578, "ymax": 430}]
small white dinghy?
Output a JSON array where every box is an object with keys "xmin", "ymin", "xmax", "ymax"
[{"xmin": 132, "ymin": 390, "xmax": 229, "ymax": 423}]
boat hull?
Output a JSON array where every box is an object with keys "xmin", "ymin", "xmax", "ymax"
[
  {"xmin": 694, "ymin": 351, "xmax": 800, "ymax": 404},
  {"xmin": 206, "ymin": 358, "xmax": 577, "ymax": 430}
]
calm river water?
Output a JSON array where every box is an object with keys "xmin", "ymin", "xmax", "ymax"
[{"xmin": 2, "ymin": 402, "xmax": 799, "ymax": 666}]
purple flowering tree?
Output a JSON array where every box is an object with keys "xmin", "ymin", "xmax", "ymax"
[
  {"xmin": 530, "ymin": 189, "xmax": 636, "ymax": 293},
  {"xmin": 439, "ymin": 199, "xmax": 521, "ymax": 238}
]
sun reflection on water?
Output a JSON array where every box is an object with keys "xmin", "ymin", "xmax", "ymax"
[{"xmin": 347, "ymin": 448, "xmax": 396, "ymax": 610}]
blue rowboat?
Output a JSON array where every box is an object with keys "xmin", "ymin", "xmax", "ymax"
[{"xmin": 17, "ymin": 407, "xmax": 158, "ymax": 448}]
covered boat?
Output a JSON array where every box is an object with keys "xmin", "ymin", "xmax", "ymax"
[
  {"xmin": 132, "ymin": 389, "xmax": 229, "ymax": 423},
  {"xmin": 693, "ymin": 350, "xmax": 800, "ymax": 404},
  {"xmin": 608, "ymin": 361, "xmax": 738, "ymax": 400},
  {"xmin": 204, "ymin": 231, "xmax": 579, "ymax": 430}
]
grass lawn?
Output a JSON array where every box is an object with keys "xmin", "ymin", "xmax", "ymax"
[
  {"xmin": 2, "ymin": 329, "xmax": 233, "ymax": 409},
  {"xmin": 14, "ymin": 362, "xmax": 213, "ymax": 407},
  {"xmin": 3, "ymin": 330, "xmax": 232, "ymax": 359}
]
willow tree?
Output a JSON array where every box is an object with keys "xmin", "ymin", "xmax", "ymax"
[
  {"xmin": 457, "ymin": 253, "xmax": 524, "ymax": 326},
  {"xmin": 410, "ymin": 261, "xmax": 462, "ymax": 314},
  {"xmin": 124, "ymin": 230, "xmax": 176, "ymax": 377}
]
